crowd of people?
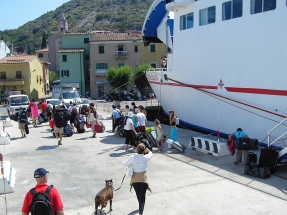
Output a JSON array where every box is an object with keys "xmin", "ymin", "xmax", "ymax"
[
  {"xmin": 15, "ymin": 96, "xmax": 257, "ymax": 215},
  {"xmin": 17, "ymin": 100, "xmax": 181, "ymax": 215},
  {"xmin": 17, "ymin": 99, "xmax": 101, "ymax": 145}
]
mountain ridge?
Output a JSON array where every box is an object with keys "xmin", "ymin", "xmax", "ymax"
[{"xmin": 0, "ymin": 0, "xmax": 152, "ymax": 49}]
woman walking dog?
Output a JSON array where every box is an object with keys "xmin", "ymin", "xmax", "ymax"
[{"xmin": 123, "ymin": 143, "xmax": 153, "ymax": 215}]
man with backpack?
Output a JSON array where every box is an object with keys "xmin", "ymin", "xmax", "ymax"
[
  {"xmin": 21, "ymin": 168, "xmax": 64, "ymax": 215},
  {"xmin": 18, "ymin": 107, "xmax": 28, "ymax": 138},
  {"xmin": 53, "ymin": 108, "xmax": 66, "ymax": 146}
]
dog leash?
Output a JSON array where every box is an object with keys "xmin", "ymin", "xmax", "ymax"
[{"xmin": 113, "ymin": 173, "xmax": 126, "ymax": 191}]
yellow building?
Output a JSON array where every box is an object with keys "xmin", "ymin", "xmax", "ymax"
[
  {"xmin": 0, "ymin": 55, "xmax": 46, "ymax": 99},
  {"xmin": 141, "ymin": 42, "xmax": 167, "ymax": 68}
]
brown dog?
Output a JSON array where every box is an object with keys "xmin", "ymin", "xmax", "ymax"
[{"xmin": 95, "ymin": 179, "xmax": 113, "ymax": 215}]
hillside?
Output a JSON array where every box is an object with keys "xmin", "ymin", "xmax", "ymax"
[{"xmin": 0, "ymin": 0, "xmax": 153, "ymax": 48}]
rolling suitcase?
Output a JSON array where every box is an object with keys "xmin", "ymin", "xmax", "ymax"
[
  {"xmin": 234, "ymin": 138, "xmax": 255, "ymax": 150},
  {"xmin": 25, "ymin": 123, "xmax": 29, "ymax": 135},
  {"xmin": 146, "ymin": 131, "xmax": 157, "ymax": 147},
  {"xmin": 258, "ymin": 148, "xmax": 278, "ymax": 174},
  {"xmin": 172, "ymin": 141, "xmax": 186, "ymax": 153},
  {"xmin": 76, "ymin": 123, "xmax": 85, "ymax": 133},
  {"xmin": 167, "ymin": 139, "xmax": 175, "ymax": 149},
  {"xmin": 138, "ymin": 139, "xmax": 153, "ymax": 151}
]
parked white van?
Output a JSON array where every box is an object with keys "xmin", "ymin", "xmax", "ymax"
[{"xmin": 7, "ymin": 95, "xmax": 29, "ymax": 117}]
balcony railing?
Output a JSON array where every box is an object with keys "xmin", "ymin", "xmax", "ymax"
[
  {"xmin": 0, "ymin": 78, "xmax": 25, "ymax": 86},
  {"xmin": 114, "ymin": 51, "xmax": 128, "ymax": 59},
  {"xmin": 95, "ymin": 69, "xmax": 108, "ymax": 76}
]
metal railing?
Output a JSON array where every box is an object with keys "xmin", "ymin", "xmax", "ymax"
[
  {"xmin": 268, "ymin": 117, "xmax": 287, "ymax": 147},
  {"xmin": 95, "ymin": 69, "xmax": 108, "ymax": 76},
  {"xmin": 114, "ymin": 51, "xmax": 128, "ymax": 58}
]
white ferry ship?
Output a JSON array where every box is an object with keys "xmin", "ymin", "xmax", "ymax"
[{"xmin": 142, "ymin": 0, "xmax": 287, "ymax": 149}]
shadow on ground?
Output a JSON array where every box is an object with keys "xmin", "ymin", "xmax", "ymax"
[{"xmin": 36, "ymin": 145, "xmax": 58, "ymax": 150}]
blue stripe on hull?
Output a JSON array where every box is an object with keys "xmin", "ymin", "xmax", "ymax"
[{"xmin": 162, "ymin": 110, "xmax": 280, "ymax": 150}]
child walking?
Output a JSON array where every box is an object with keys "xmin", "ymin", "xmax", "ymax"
[{"xmin": 155, "ymin": 119, "xmax": 164, "ymax": 152}]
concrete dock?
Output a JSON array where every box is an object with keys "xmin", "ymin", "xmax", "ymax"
[{"xmin": 0, "ymin": 105, "xmax": 287, "ymax": 215}]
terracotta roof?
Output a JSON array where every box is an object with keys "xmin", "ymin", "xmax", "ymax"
[
  {"xmin": 36, "ymin": 48, "xmax": 49, "ymax": 52},
  {"xmin": 0, "ymin": 55, "xmax": 36, "ymax": 64},
  {"xmin": 90, "ymin": 32, "xmax": 142, "ymax": 42},
  {"xmin": 58, "ymin": 49, "xmax": 85, "ymax": 53}
]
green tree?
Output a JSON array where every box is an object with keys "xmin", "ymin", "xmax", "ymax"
[
  {"xmin": 49, "ymin": 71, "xmax": 58, "ymax": 83},
  {"xmin": 134, "ymin": 64, "xmax": 152, "ymax": 90},
  {"xmin": 107, "ymin": 66, "xmax": 133, "ymax": 90},
  {"xmin": 41, "ymin": 32, "xmax": 47, "ymax": 49}
]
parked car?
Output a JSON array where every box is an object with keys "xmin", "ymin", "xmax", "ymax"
[
  {"xmin": 7, "ymin": 94, "xmax": 29, "ymax": 117},
  {"xmin": 46, "ymin": 99, "xmax": 61, "ymax": 107}
]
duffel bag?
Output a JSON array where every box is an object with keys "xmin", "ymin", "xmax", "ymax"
[
  {"xmin": 234, "ymin": 137, "xmax": 254, "ymax": 150},
  {"xmin": 146, "ymin": 131, "xmax": 157, "ymax": 148},
  {"xmin": 259, "ymin": 167, "xmax": 271, "ymax": 179},
  {"xmin": 244, "ymin": 164, "xmax": 258, "ymax": 177}
]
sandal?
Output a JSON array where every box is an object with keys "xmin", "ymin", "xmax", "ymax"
[{"xmin": 234, "ymin": 162, "xmax": 238, "ymax": 165}]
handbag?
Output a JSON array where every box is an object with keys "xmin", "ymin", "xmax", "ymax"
[
  {"xmin": 126, "ymin": 155, "xmax": 134, "ymax": 177},
  {"xmin": 86, "ymin": 123, "xmax": 91, "ymax": 128}
]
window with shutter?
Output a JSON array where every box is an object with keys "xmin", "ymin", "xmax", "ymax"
[
  {"xmin": 62, "ymin": 55, "xmax": 67, "ymax": 62},
  {"xmin": 150, "ymin": 44, "xmax": 156, "ymax": 52}
]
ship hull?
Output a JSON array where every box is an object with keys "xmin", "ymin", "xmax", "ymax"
[{"xmin": 146, "ymin": 70, "xmax": 287, "ymax": 148}]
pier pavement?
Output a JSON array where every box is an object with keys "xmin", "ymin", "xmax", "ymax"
[{"xmin": 0, "ymin": 106, "xmax": 287, "ymax": 215}]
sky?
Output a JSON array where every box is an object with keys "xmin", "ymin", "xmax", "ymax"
[{"xmin": 0, "ymin": 0, "xmax": 71, "ymax": 31}]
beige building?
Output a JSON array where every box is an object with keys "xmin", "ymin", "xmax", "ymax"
[
  {"xmin": 89, "ymin": 32, "xmax": 143, "ymax": 98},
  {"xmin": 0, "ymin": 55, "xmax": 46, "ymax": 99},
  {"xmin": 35, "ymin": 48, "xmax": 49, "ymax": 63}
]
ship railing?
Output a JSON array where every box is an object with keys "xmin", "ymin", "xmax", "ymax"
[{"xmin": 268, "ymin": 117, "xmax": 287, "ymax": 147}]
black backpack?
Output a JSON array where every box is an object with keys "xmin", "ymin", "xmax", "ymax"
[
  {"xmin": 19, "ymin": 110, "xmax": 27, "ymax": 123},
  {"xmin": 29, "ymin": 185, "xmax": 54, "ymax": 215}
]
